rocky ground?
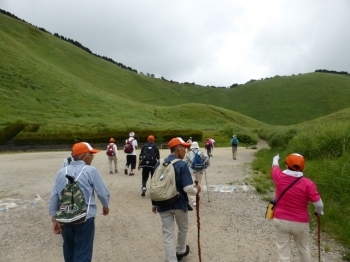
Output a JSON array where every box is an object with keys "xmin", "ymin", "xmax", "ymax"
[{"xmin": 0, "ymin": 140, "xmax": 345, "ymax": 261}]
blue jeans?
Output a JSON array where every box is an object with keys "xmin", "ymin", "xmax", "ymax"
[{"xmin": 61, "ymin": 217, "xmax": 95, "ymax": 262}]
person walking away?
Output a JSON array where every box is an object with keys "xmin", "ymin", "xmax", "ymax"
[
  {"xmin": 209, "ymin": 137, "xmax": 215, "ymax": 154},
  {"xmin": 231, "ymin": 135, "xmax": 239, "ymax": 160},
  {"xmin": 61, "ymin": 155, "xmax": 74, "ymax": 168},
  {"xmin": 138, "ymin": 135, "xmax": 160, "ymax": 197},
  {"xmin": 152, "ymin": 137, "xmax": 201, "ymax": 262},
  {"xmin": 106, "ymin": 138, "xmax": 118, "ymax": 174},
  {"xmin": 124, "ymin": 131, "xmax": 138, "ymax": 176},
  {"xmin": 271, "ymin": 153, "xmax": 324, "ymax": 262},
  {"xmin": 49, "ymin": 142, "xmax": 110, "ymax": 262},
  {"xmin": 186, "ymin": 137, "xmax": 192, "ymax": 153},
  {"xmin": 205, "ymin": 138, "xmax": 213, "ymax": 157},
  {"xmin": 184, "ymin": 141, "xmax": 209, "ymax": 206}
]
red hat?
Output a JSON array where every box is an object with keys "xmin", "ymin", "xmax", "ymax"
[
  {"xmin": 285, "ymin": 153, "xmax": 305, "ymax": 171},
  {"xmin": 148, "ymin": 135, "xmax": 155, "ymax": 141},
  {"xmin": 72, "ymin": 142, "xmax": 100, "ymax": 157},
  {"xmin": 109, "ymin": 138, "xmax": 115, "ymax": 143},
  {"xmin": 168, "ymin": 137, "xmax": 191, "ymax": 149}
]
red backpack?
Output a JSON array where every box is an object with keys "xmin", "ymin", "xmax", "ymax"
[
  {"xmin": 106, "ymin": 144, "xmax": 115, "ymax": 156},
  {"xmin": 123, "ymin": 139, "xmax": 134, "ymax": 153}
]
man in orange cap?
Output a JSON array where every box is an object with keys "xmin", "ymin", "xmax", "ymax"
[
  {"xmin": 152, "ymin": 137, "xmax": 201, "ymax": 262},
  {"xmin": 49, "ymin": 142, "xmax": 110, "ymax": 262},
  {"xmin": 138, "ymin": 135, "xmax": 160, "ymax": 197},
  {"xmin": 106, "ymin": 138, "xmax": 118, "ymax": 174}
]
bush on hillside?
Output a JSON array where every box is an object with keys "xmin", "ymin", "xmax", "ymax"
[{"xmin": 0, "ymin": 122, "xmax": 26, "ymax": 145}]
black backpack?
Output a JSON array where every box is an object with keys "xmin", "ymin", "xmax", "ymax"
[{"xmin": 140, "ymin": 144, "xmax": 157, "ymax": 166}]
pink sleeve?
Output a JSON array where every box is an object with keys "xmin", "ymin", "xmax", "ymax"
[{"xmin": 307, "ymin": 181, "xmax": 321, "ymax": 202}]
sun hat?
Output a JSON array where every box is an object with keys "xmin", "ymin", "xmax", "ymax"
[
  {"xmin": 148, "ymin": 135, "xmax": 155, "ymax": 141},
  {"xmin": 190, "ymin": 141, "xmax": 200, "ymax": 149},
  {"xmin": 109, "ymin": 138, "xmax": 115, "ymax": 143},
  {"xmin": 72, "ymin": 142, "xmax": 100, "ymax": 156},
  {"xmin": 168, "ymin": 137, "xmax": 191, "ymax": 149},
  {"xmin": 285, "ymin": 153, "xmax": 305, "ymax": 171},
  {"xmin": 129, "ymin": 132, "xmax": 135, "ymax": 137},
  {"xmin": 232, "ymin": 135, "xmax": 236, "ymax": 138}
]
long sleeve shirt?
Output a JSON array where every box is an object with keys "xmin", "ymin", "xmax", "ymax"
[{"xmin": 49, "ymin": 160, "xmax": 110, "ymax": 219}]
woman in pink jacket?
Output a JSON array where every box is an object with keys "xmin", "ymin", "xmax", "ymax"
[{"xmin": 271, "ymin": 153, "xmax": 324, "ymax": 262}]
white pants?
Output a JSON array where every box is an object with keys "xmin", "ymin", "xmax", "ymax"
[
  {"xmin": 159, "ymin": 210, "xmax": 188, "ymax": 262},
  {"xmin": 108, "ymin": 155, "xmax": 117, "ymax": 172},
  {"xmin": 274, "ymin": 218, "xmax": 311, "ymax": 262}
]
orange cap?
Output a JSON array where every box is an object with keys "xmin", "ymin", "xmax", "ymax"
[
  {"xmin": 285, "ymin": 153, "xmax": 305, "ymax": 171},
  {"xmin": 168, "ymin": 137, "xmax": 191, "ymax": 149},
  {"xmin": 109, "ymin": 138, "xmax": 115, "ymax": 143},
  {"xmin": 148, "ymin": 135, "xmax": 155, "ymax": 141},
  {"xmin": 72, "ymin": 142, "xmax": 100, "ymax": 157}
]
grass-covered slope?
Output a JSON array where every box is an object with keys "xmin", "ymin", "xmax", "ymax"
[{"xmin": 1, "ymin": 12, "xmax": 350, "ymax": 128}]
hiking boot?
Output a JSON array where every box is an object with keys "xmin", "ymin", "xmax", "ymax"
[
  {"xmin": 129, "ymin": 172, "xmax": 135, "ymax": 176},
  {"xmin": 176, "ymin": 245, "xmax": 190, "ymax": 261},
  {"xmin": 109, "ymin": 171, "xmax": 113, "ymax": 174},
  {"xmin": 141, "ymin": 187, "xmax": 146, "ymax": 197},
  {"xmin": 124, "ymin": 169, "xmax": 128, "ymax": 175}
]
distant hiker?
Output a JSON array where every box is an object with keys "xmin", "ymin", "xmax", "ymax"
[
  {"xmin": 124, "ymin": 131, "xmax": 138, "ymax": 176},
  {"xmin": 231, "ymin": 135, "xmax": 239, "ymax": 160},
  {"xmin": 151, "ymin": 137, "xmax": 201, "ymax": 262},
  {"xmin": 106, "ymin": 138, "xmax": 118, "ymax": 174},
  {"xmin": 186, "ymin": 137, "xmax": 192, "ymax": 153},
  {"xmin": 138, "ymin": 135, "xmax": 160, "ymax": 197},
  {"xmin": 49, "ymin": 142, "xmax": 110, "ymax": 262},
  {"xmin": 209, "ymin": 137, "xmax": 215, "ymax": 153},
  {"xmin": 61, "ymin": 155, "xmax": 74, "ymax": 168},
  {"xmin": 205, "ymin": 138, "xmax": 213, "ymax": 157},
  {"xmin": 271, "ymin": 153, "xmax": 323, "ymax": 262},
  {"xmin": 184, "ymin": 141, "xmax": 210, "ymax": 206}
]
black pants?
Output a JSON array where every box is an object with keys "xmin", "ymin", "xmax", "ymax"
[{"xmin": 141, "ymin": 166, "xmax": 155, "ymax": 188}]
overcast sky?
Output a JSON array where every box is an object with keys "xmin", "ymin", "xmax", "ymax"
[{"xmin": 1, "ymin": 0, "xmax": 350, "ymax": 86}]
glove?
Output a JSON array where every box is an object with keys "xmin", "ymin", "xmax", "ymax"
[{"xmin": 272, "ymin": 154, "xmax": 279, "ymax": 166}]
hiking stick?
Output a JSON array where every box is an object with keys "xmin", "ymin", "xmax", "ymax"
[
  {"xmin": 204, "ymin": 169, "xmax": 210, "ymax": 202},
  {"xmin": 317, "ymin": 215, "xmax": 321, "ymax": 262},
  {"xmin": 195, "ymin": 181, "xmax": 202, "ymax": 262}
]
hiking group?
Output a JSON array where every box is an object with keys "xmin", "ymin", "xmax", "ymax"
[{"xmin": 51, "ymin": 134, "xmax": 324, "ymax": 262}]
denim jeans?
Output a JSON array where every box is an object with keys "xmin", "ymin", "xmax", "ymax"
[{"xmin": 61, "ymin": 217, "xmax": 95, "ymax": 262}]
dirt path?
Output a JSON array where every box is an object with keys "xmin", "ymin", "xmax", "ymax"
[{"xmin": 0, "ymin": 140, "xmax": 344, "ymax": 261}]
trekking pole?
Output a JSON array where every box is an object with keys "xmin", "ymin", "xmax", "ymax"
[
  {"xmin": 195, "ymin": 181, "xmax": 202, "ymax": 262},
  {"xmin": 204, "ymin": 169, "xmax": 210, "ymax": 203},
  {"xmin": 316, "ymin": 214, "xmax": 321, "ymax": 262}
]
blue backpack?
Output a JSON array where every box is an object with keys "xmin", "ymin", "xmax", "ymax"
[{"xmin": 191, "ymin": 152, "xmax": 205, "ymax": 170}]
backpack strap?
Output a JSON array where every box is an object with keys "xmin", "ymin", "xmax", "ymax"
[{"xmin": 71, "ymin": 165, "xmax": 91, "ymax": 222}]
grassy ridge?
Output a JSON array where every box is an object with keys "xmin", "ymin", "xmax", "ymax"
[
  {"xmin": 2, "ymin": 13, "xmax": 350, "ymax": 128},
  {"xmin": 1, "ymin": 10, "xmax": 350, "ymax": 256}
]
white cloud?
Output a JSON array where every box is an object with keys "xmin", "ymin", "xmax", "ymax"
[{"xmin": 1, "ymin": 0, "xmax": 350, "ymax": 86}]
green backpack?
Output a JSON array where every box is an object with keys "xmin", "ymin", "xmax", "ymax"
[{"xmin": 56, "ymin": 166, "xmax": 91, "ymax": 224}]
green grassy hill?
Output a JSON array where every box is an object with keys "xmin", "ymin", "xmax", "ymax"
[{"xmin": 1, "ymin": 12, "xmax": 350, "ymax": 132}]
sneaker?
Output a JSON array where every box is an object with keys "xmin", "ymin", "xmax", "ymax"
[
  {"xmin": 109, "ymin": 171, "xmax": 113, "ymax": 174},
  {"xmin": 129, "ymin": 172, "xmax": 135, "ymax": 176},
  {"xmin": 124, "ymin": 169, "xmax": 128, "ymax": 175},
  {"xmin": 115, "ymin": 170, "xmax": 118, "ymax": 173},
  {"xmin": 193, "ymin": 202, "xmax": 196, "ymax": 206},
  {"xmin": 141, "ymin": 187, "xmax": 146, "ymax": 197},
  {"xmin": 176, "ymin": 245, "xmax": 190, "ymax": 261}
]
